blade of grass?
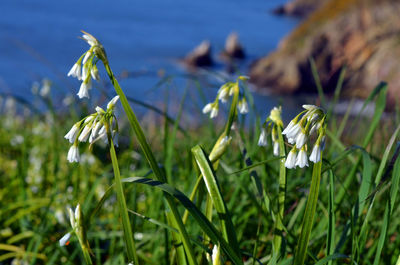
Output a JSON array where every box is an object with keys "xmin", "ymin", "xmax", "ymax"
[
  {"xmin": 121, "ymin": 176, "xmax": 243, "ymax": 264},
  {"xmin": 293, "ymin": 160, "xmax": 323, "ymax": 265},
  {"xmin": 192, "ymin": 145, "xmax": 240, "ymax": 254}
]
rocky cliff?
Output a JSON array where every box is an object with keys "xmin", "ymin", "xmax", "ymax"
[{"xmin": 250, "ymin": 0, "xmax": 400, "ymax": 108}]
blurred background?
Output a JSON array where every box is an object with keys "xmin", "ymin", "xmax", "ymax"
[{"xmin": 1, "ymin": 0, "xmax": 399, "ymax": 114}]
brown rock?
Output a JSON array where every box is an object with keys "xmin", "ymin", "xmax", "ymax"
[
  {"xmin": 184, "ymin": 40, "xmax": 213, "ymax": 67},
  {"xmin": 222, "ymin": 32, "xmax": 245, "ymax": 59},
  {"xmin": 250, "ymin": 0, "xmax": 400, "ymax": 109},
  {"xmin": 273, "ymin": 0, "xmax": 330, "ymax": 17}
]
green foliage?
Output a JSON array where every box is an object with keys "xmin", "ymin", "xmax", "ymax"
[{"xmin": 0, "ymin": 67, "xmax": 399, "ymax": 265}]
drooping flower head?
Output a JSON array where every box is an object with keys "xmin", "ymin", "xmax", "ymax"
[
  {"xmin": 67, "ymin": 31, "xmax": 107, "ymax": 99},
  {"xmin": 282, "ymin": 104, "xmax": 326, "ymax": 169},
  {"xmin": 258, "ymin": 106, "xmax": 284, "ymax": 157},
  {"xmin": 64, "ymin": 95, "xmax": 120, "ymax": 163},
  {"xmin": 202, "ymin": 75, "xmax": 250, "ymax": 119}
]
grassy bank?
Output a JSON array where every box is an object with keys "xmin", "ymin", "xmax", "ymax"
[{"xmin": 0, "ymin": 32, "xmax": 400, "ymax": 265}]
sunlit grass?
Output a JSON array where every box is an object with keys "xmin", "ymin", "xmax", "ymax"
[{"xmin": 0, "ymin": 32, "xmax": 400, "ymax": 265}]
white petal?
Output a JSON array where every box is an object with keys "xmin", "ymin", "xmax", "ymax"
[
  {"xmin": 285, "ymin": 149, "xmax": 297, "ymax": 169},
  {"xmin": 258, "ymin": 128, "xmax": 268, "ymax": 146},
  {"xmin": 77, "ymin": 82, "xmax": 90, "ymax": 99},
  {"xmin": 107, "ymin": 95, "xmax": 120, "ymax": 110},
  {"xmin": 202, "ymin": 103, "xmax": 212, "ymax": 114},
  {"xmin": 295, "ymin": 132, "xmax": 307, "ymax": 148},
  {"xmin": 67, "ymin": 145, "xmax": 80, "ymax": 163},
  {"xmin": 59, "ymin": 232, "xmax": 71, "ymax": 246},
  {"xmin": 64, "ymin": 124, "xmax": 79, "ymax": 143},
  {"xmin": 309, "ymin": 144, "xmax": 321, "ymax": 163},
  {"xmin": 273, "ymin": 141, "xmax": 280, "ymax": 156},
  {"xmin": 82, "ymin": 51, "xmax": 92, "ymax": 65},
  {"xmin": 210, "ymin": 107, "xmax": 218, "ymax": 118},
  {"xmin": 78, "ymin": 125, "xmax": 91, "ymax": 142}
]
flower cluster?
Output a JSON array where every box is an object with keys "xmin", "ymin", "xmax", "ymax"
[
  {"xmin": 67, "ymin": 31, "xmax": 106, "ymax": 99},
  {"xmin": 202, "ymin": 76, "xmax": 249, "ymax": 119},
  {"xmin": 59, "ymin": 204, "xmax": 83, "ymax": 246},
  {"xmin": 282, "ymin": 105, "xmax": 326, "ymax": 169},
  {"xmin": 65, "ymin": 95, "xmax": 120, "ymax": 163},
  {"xmin": 258, "ymin": 106, "xmax": 284, "ymax": 157}
]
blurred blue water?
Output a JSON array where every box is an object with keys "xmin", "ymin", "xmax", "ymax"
[{"xmin": 0, "ymin": 0, "xmax": 301, "ymax": 117}]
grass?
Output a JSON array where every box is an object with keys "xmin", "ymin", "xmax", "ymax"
[{"xmin": 0, "ymin": 34, "xmax": 400, "ymax": 265}]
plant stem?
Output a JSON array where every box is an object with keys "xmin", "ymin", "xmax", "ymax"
[
  {"xmin": 272, "ymin": 125, "xmax": 286, "ymax": 257},
  {"xmin": 109, "ymin": 137, "xmax": 139, "ymax": 265},
  {"xmin": 103, "ymin": 63, "xmax": 198, "ymax": 265},
  {"xmin": 294, "ymin": 160, "xmax": 322, "ymax": 265}
]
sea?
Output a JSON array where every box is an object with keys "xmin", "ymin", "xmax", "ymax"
[{"xmin": 0, "ymin": 0, "xmax": 302, "ymax": 119}]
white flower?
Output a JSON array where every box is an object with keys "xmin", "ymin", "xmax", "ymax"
[
  {"xmin": 91, "ymin": 65, "xmax": 100, "ymax": 80},
  {"xmin": 202, "ymin": 103, "xmax": 213, "ymax": 114},
  {"xmin": 89, "ymin": 122, "xmax": 102, "ymax": 143},
  {"xmin": 282, "ymin": 120, "xmax": 295, "ymax": 135},
  {"xmin": 295, "ymin": 131, "xmax": 307, "ymax": 148},
  {"xmin": 107, "ymin": 95, "xmax": 120, "ymax": 110},
  {"xmin": 40, "ymin": 79, "xmax": 51, "ymax": 97},
  {"xmin": 64, "ymin": 124, "xmax": 80, "ymax": 143},
  {"xmin": 78, "ymin": 124, "xmax": 92, "ymax": 142},
  {"xmin": 210, "ymin": 106, "xmax": 218, "ymax": 119},
  {"xmin": 77, "ymin": 80, "xmax": 91, "ymax": 99},
  {"xmin": 258, "ymin": 128, "xmax": 268, "ymax": 146},
  {"xmin": 67, "ymin": 63, "xmax": 82, "ymax": 80},
  {"xmin": 283, "ymin": 122, "xmax": 301, "ymax": 139},
  {"xmin": 74, "ymin": 204, "xmax": 81, "ymax": 222},
  {"xmin": 82, "ymin": 63, "xmax": 89, "ymax": 81},
  {"xmin": 59, "ymin": 232, "xmax": 71, "ymax": 246},
  {"xmin": 82, "ymin": 31, "xmax": 98, "ymax": 47},
  {"xmin": 82, "ymin": 51, "xmax": 92, "ymax": 65},
  {"xmin": 285, "ymin": 148, "xmax": 297, "ymax": 169},
  {"xmin": 302, "ymin": 104, "xmax": 318, "ymax": 110},
  {"xmin": 67, "ymin": 145, "xmax": 80, "ymax": 163},
  {"xmin": 295, "ymin": 148, "xmax": 309, "ymax": 168},
  {"xmin": 218, "ymin": 87, "xmax": 230, "ymax": 103},
  {"xmin": 273, "ymin": 141, "xmax": 280, "ymax": 156},
  {"xmin": 309, "ymin": 144, "xmax": 321, "ymax": 163},
  {"xmin": 238, "ymin": 99, "xmax": 248, "ymax": 114},
  {"xmin": 288, "ymin": 137, "xmax": 295, "ymax": 144}
]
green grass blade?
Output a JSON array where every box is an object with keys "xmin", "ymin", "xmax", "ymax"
[
  {"xmin": 191, "ymin": 145, "xmax": 240, "ymax": 254},
  {"xmin": 326, "ymin": 170, "xmax": 335, "ymax": 264},
  {"xmin": 309, "ymin": 57, "xmax": 326, "ymax": 107},
  {"xmin": 335, "ymin": 83, "xmax": 387, "ymax": 205},
  {"xmin": 294, "ymin": 161, "xmax": 322, "ymax": 265},
  {"xmin": 109, "ymin": 139, "xmax": 139, "ymax": 265},
  {"xmin": 121, "ymin": 176, "xmax": 243, "ymax": 264},
  {"xmin": 314, "ymin": 254, "xmax": 352, "ymax": 265}
]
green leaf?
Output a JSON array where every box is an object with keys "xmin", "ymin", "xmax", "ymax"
[{"xmin": 191, "ymin": 145, "xmax": 240, "ymax": 254}]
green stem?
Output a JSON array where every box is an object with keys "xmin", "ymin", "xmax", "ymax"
[
  {"xmin": 272, "ymin": 125, "xmax": 286, "ymax": 257},
  {"xmin": 103, "ymin": 63, "xmax": 198, "ymax": 265},
  {"xmin": 82, "ymin": 246, "xmax": 94, "ymax": 265},
  {"xmin": 109, "ymin": 137, "xmax": 139, "ymax": 265},
  {"xmin": 294, "ymin": 160, "xmax": 323, "ymax": 265}
]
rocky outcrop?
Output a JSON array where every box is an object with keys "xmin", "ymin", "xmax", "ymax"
[
  {"xmin": 251, "ymin": 0, "xmax": 400, "ymax": 108},
  {"xmin": 184, "ymin": 40, "xmax": 213, "ymax": 67},
  {"xmin": 273, "ymin": 0, "xmax": 330, "ymax": 17},
  {"xmin": 221, "ymin": 32, "xmax": 245, "ymax": 60}
]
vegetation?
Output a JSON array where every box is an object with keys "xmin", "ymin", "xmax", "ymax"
[{"xmin": 0, "ymin": 32, "xmax": 399, "ymax": 265}]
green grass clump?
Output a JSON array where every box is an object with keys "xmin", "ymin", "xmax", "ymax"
[{"xmin": 0, "ymin": 32, "xmax": 400, "ymax": 265}]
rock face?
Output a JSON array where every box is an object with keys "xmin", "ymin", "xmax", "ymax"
[
  {"xmin": 184, "ymin": 40, "xmax": 213, "ymax": 67},
  {"xmin": 251, "ymin": 0, "xmax": 400, "ymax": 108},
  {"xmin": 273, "ymin": 0, "xmax": 330, "ymax": 17},
  {"xmin": 221, "ymin": 32, "xmax": 245, "ymax": 59}
]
